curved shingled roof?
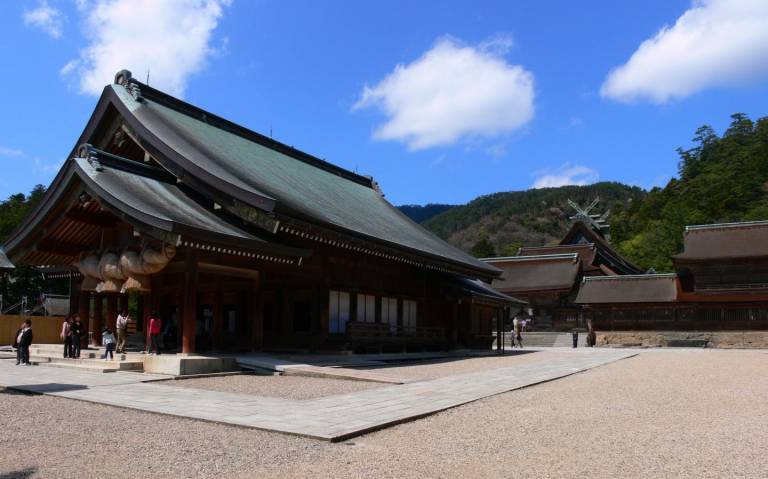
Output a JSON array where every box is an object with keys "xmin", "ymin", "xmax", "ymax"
[
  {"xmin": 575, "ymin": 274, "xmax": 678, "ymax": 304},
  {"xmin": 102, "ymin": 80, "xmax": 499, "ymax": 279},
  {"xmin": 674, "ymin": 221, "xmax": 768, "ymax": 262},
  {"xmin": 484, "ymin": 253, "xmax": 581, "ymax": 293}
]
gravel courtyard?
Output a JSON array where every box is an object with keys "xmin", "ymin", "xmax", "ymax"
[{"xmin": 1, "ymin": 349, "xmax": 766, "ymax": 478}]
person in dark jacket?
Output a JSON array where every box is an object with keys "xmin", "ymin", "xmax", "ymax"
[{"xmin": 13, "ymin": 319, "xmax": 33, "ymax": 365}]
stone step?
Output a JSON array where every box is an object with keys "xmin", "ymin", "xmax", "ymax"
[{"xmin": 30, "ymin": 355, "xmax": 143, "ymax": 371}]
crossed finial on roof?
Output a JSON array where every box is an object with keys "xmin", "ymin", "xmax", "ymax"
[{"xmin": 568, "ymin": 197, "xmax": 611, "ymax": 239}]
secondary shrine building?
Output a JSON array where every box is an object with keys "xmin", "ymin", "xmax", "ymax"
[
  {"xmin": 3, "ymin": 70, "xmax": 520, "ymax": 354},
  {"xmin": 576, "ymin": 220, "xmax": 768, "ymax": 331}
]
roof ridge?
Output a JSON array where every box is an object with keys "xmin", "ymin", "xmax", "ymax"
[
  {"xmin": 582, "ymin": 273, "xmax": 677, "ymax": 282},
  {"xmin": 482, "ymin": 253, "xmax": 579, "ymax": 263},
  {"xmin": 685, "ymin": 220, "xmax": 768, "ymax": 232},
  {"xmin": 117, "ymin": 73, "xmax": 375, "ymax": 189}
]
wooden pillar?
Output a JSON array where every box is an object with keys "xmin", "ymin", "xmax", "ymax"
[
  {"xmin": 250, "ymin": 275, "xmax": 263, "ymax": 351},
  {"xmin": 78, "ymin": 290, "xmax": 90, "ymax": 348},
  {"xmin": 92, "ymin": 295, "xmax": 103, "ymax": 345},
  {"xmin": 212, "ymin": 282, "xmax": 223, "ymax": 350},
  {"xmin": 106, "ymin": 294, "xmax": 118, "ymax": 332},
  {"xmin": 136, "ymin": 294, "xmax": 145, "ymax": 332},
  {"xmin": 181, "ymin": 250, "xmax": 198, "ymax": 354}
]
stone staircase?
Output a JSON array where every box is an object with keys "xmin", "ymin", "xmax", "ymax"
[
  {"xmin": 497, "ymin": 332, "xmax": 587, "ymax": 348},
  {"xmin": 24, "ymin": 344, "xmax": 144, "ymax": 373}
]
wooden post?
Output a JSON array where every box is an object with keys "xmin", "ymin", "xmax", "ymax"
[
  {"xmin": 250, "ymin": 275, "xmax": 263, "ymax": 351},
  {"xmin": 212, "ymin": 281, "xmax": 223, "ymax": 350},
  {"xmin": 106, "ymin": 294, "xmax": 118, "ymax": 332},
  {"xmin": 92, "ymin": 295, "xmax": 103, "ymax": 345},
  {"xmin": 181, "ymin": 250, "xmax": 198, "ymax": 354},
  {"xmin": 78, "ymin": 290, "xmax": 90, "ymax": 348}
]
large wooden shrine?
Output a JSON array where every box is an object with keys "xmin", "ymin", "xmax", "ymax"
[
  {"xmin": 482, "ymin": 203, "xmax": 642, "ymax": 331},
  {"xmin": 3, "ymin": 70, "xmax": 520, "ymax": 353},
  {"xmin": 577, "ymin": 220, "xmax": 768, "ymax": 330}
]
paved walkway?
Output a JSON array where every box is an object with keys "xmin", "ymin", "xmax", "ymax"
[{"xmin": 0, "ymin": 350, "xmax": 635, "ymax": 441}]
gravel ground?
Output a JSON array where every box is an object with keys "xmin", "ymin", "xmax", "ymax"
[
  {"xmin": 354, "ymin": 349, "xmax": 568, "ymax": 380},
  {"xmin": 1, "ymin": 350, "xmax": 766, "ymax": 478},
  {"xmin": 163, "ymin": 374, "xmax": 384, "ymax": 399}
]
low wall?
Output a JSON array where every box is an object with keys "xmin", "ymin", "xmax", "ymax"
[
  {"xmin": 597, "ymin": 331, "xmax": 768, "ymax": 349},
  {"xmin": 0, "ymin": 315, "xmax": 64, "ymax": 346}
]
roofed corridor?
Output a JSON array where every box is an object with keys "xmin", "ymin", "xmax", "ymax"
[{"xmin": 0, "ymin": 349, "xmax": 634, "ymax": 441}]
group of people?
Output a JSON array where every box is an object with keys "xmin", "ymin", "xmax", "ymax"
[
  {"xmin": 57, "ymin": 309, "xmax": 137, "ymax": 361},
  {"xmin": 60, "ymin": 314, "xmax": 84, "ymax": 359}
]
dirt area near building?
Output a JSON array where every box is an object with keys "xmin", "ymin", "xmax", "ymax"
[
  {"xmin": 161, "ymin": 374, "xmax": 385, "ymax": 400},
  {"xmin": 1, "ymin": 349, "xmax": 766, "ymax": 479}
]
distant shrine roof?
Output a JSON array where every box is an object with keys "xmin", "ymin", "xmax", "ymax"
[
  {"xmin": 575, "ymin": 274, "xmax": 679, "ymax": 304},
  {"xmin": 673, "ymin": 220, "xmax": 768, "ymax": 262}
]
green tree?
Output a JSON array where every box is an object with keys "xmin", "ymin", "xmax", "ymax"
[{"xmin": 471, "ymin": 235, "xmax": 496, "ymax": 258}]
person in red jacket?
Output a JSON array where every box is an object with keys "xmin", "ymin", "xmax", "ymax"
[{"xmin": 148, "ymin": 312, "xmax": 162, "ymax": 355}]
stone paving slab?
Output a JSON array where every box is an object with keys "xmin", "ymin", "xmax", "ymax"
[{"xmin": 0, "ymin": 350, "xmax": 635, "ymax": 441}]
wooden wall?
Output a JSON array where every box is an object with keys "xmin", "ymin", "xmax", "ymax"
[{"xmin": 0, "ymin": 315, "xmax": 64, "ymax": 346}]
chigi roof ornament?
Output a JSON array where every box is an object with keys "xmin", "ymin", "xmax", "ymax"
[{"xmin": 114, "ymin": 69, "xmax": 143, "ymax": 102}]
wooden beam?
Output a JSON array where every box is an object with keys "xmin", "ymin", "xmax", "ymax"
[
  {"xmin": 65, "ymin": 208, "xmax": 118, "ymax": 227},
  {"xmin": 36, "ymin": 238, "xmax": 88, "ymax": 257}
]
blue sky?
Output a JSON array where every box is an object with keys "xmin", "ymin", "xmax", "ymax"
[{"xmin": 2, "ymin": 0, "xmax": 768, "ymax": 205}]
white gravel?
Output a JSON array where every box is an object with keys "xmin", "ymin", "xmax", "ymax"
[
  {"xmin": 163, "ymin": 374, "xmax": 384, "ymax": 399},
  {"xmin": 1, "ymin": 350, "xmax": 766, "ymax": 478}
]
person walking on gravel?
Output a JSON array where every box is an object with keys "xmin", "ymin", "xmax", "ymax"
[
  {"xmin": 514, "ymin": 316, "xmax": 523, "ymax": 348},
  {"xmin": 14, "ymin": 319, "xmax": 33, "ymax": 365},
  {"xmin": 60, "ymin": 315, "xmax": 72, "ymax": 358},
  {"xmin": 116, "ymin": 309, "xmax": 131, "ymax": 354}
]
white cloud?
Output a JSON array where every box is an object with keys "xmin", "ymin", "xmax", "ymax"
[
  {"xmin": 601, "ymin": 0, "xmax": 768, "ymax": 103},
  {"xmin": 62, "ymin": 0, "xmax": 231, "ymax": 97},
  {"xmin": 23, "ymin": 0, "xmax": 65, "ymax": 39},
  {"xmin": 532, "ymin": 163, "xmax": 599, "ymax": 189},
  {"xmin": 0, "ymin": 147, "xmax": 24, "ymax": 157},
  {"xmin": 353, "ymin": 36, "xmax": 535, "ymax": 150}
]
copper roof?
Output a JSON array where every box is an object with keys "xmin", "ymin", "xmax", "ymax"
[
  {"xmin": 484, "ymin": 253, "xmax": 581, "ymax": 294},
  {"xmin": 674, "ymin": 220, "xmax": 768, "ymax": 262},
  {"xmin": 575, "ymin": 274, "xmax": 678, "ymax": 304}
]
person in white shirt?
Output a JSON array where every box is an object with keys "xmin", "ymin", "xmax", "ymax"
[{"xmin": 116, "ymin": 310, "xmax": 131, "ymax": 354}]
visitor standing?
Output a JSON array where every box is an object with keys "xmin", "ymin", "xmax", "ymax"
[
  {"xmin": 101, "ymin": 327, "xmax": 117, "ymax": 360},
  {"xmin": 148, "ymin": 312, "xmax": 162, "ymax": 355},
  {"xmin": 60, "ymin": 315, "xmax": 72, "ymax": 358},
  {"xmin": 515, "ymin": 318, "xmax": 523, "ymax": 348},
  {"xmin": 70, "ymin": 314, "xmax": 82, "ymax": 358},
  {"xmin": 14, "ymin": 319, "xmax": 33, "ymax": 365},
  {"xmin": 572, "ymin": 329, "xmax": 579, "ymax": 348},
  {"xmin": 116, "ymin": 309, "xmax": 131, "ymax": 354}
]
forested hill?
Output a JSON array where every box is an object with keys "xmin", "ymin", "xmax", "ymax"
[
  {"xmin": 399, "ymin": 113, "xmax": 768, "ymax": 272},
  {"xmin": 609, "ymin": 113, "xmax": 768, "ymax": 272},
  {"xmin": 400, "ymin": 182, "xmax": 646, "ymax": 257},
  {"xmin": 397, "ymin": 204, "xmax": 455, "ymax": 224}
]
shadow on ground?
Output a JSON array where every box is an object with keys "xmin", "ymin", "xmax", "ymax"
[{"xmin": 352, "ymin": 350, "xmax": 538, "ymax": 372}]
